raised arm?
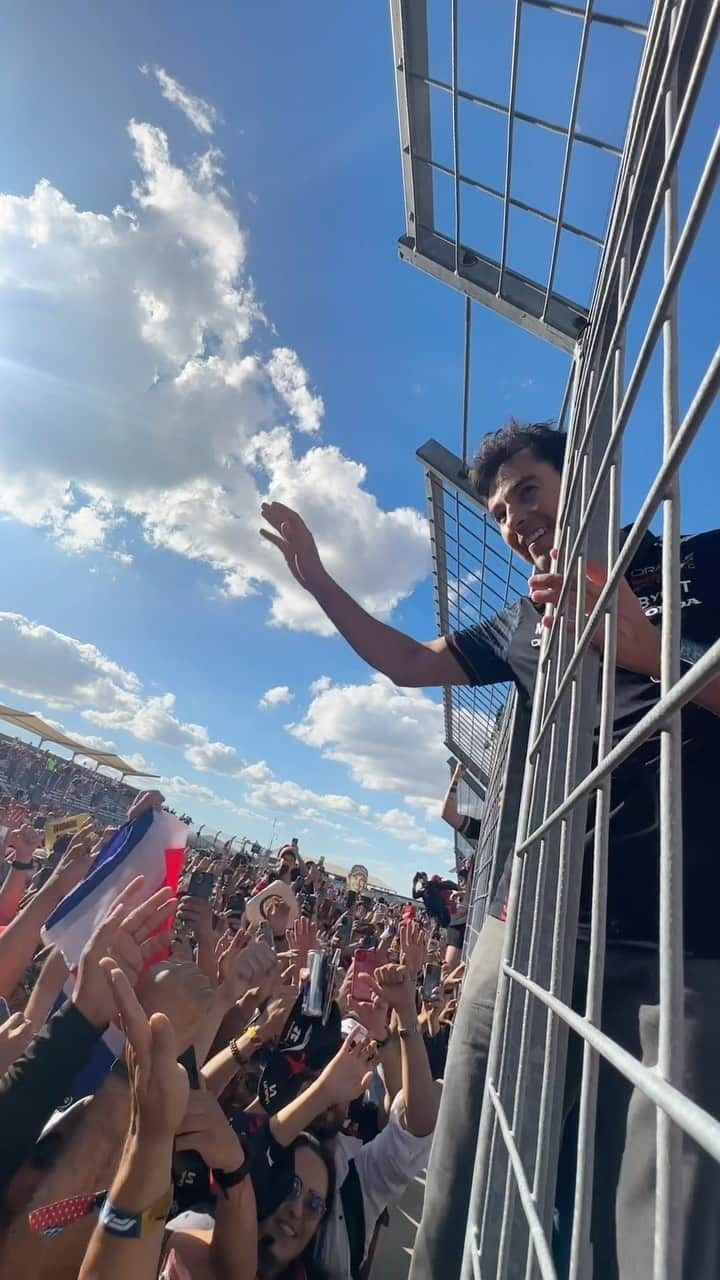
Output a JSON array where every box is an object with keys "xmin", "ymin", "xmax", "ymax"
[
  {"xmin": 261, "ymin": 503, "xmax": 467, "ymax": 687},
  {"xmin": 372, "ymin": 965, "xmax": 438, "ymax": 1138},
  {"xmin": 441, "ymin": 763, "xmax": 465, "ymax": 831}
]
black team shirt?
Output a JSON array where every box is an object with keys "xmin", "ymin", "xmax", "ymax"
[{"xmin": 446, "ymin": 527, "xmax": 720, "ymax": 957}]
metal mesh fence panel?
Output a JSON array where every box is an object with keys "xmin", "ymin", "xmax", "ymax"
[
  {"xmin": 457, "ymin": 4, "xmax": 720, "ymax": 1277},
  {"xmin": 398, "ymin": 0, "xmax": 719, "ymax": 1276}
]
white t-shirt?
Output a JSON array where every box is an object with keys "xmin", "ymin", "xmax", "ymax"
[{"xmin": 316, "ymin": 1091, "xmax": 432, "ymax": 1280}]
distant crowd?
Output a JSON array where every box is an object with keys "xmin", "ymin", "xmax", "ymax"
[{"xmin": 0, "ymin": 772, "xmax": 469, "ymax": 1280}]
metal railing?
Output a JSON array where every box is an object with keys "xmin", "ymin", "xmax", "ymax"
[
  {"xmin": 418, "ymin": 438, "xmax": 528, "ymax": 793},
  {"xmin": 396, "ymin": 0, "xmax": 719, "ymax": 1276},
  {"xmin": 390, "ymin": 0, "xmax": 648, "ymax": 350}
]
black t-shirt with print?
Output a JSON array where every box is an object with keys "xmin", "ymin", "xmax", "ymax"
[
  {"xmin": 446, "ymin": 527, "xmax": 720, "ymax": 957},
  {"xmin": 459, "ymin": 815, "xmax": 482, "ymax": 842}
]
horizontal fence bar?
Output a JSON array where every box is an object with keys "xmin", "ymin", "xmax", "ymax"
[
  {"xmin": 415, "ymin": 153, "xmax": 605, "ymax": 246},
  {"xmin": 530, "ymin": 339, "xmax": 720, "ymax": 755},
  {"xmin": 504, "ymin": 965, "xmax": 720, "ymax": 1164},
  {"xmin": 519, "ymin": 630, "xmax": 720, "ymax": 854},
  {"xmin": 410, "ymin": 70, "xmax": 624, "ymax": 155},
  {"xmin": 524, "ymin": 0, "xmax": 647, "ymax": 34}
]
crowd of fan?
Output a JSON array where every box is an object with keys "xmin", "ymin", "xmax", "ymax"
[
  {"xmin": 0, "ymin": 788, "xmax": 466, "ymax": 1280},
  {"xmin": 0, "ymin": 736, "xmax": 142, "ymax": 827}
]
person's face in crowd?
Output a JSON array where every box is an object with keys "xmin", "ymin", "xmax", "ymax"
[
  {"xmin": 309, "ymin": 1099, "xmax": 348, "ymax": 1140},
  {"xmin": 486, "ymin": 447, "xmax": 562, "ymax": 566},
  {"xmin": 257, "ymin": 1145, "xmax": 329, "ymax": 1275}
]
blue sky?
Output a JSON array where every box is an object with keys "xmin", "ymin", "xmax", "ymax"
[{"xmin": 1, "ymin": 2, "xmax": 717, "ymax": 890}]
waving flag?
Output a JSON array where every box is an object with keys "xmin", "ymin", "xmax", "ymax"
[{"xmin": 42, "ymin": 808, "xmax": 188, "ymax": 968}]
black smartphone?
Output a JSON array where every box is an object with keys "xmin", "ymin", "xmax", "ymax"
[
  {"xmin": 338, "ymin": 914, "xmax": 353, "ymax": 946},
  {"xmin": 178, "ymin": 1044, "xmax": 200, "ymax": 1089},
  {"xmin": 301, "ymin": 892, "xmax": 316, "ymax": 918},
  {"xmin": 227, "ymin": 893, "xmax": 246, "ymax": 915},
  {"xmin": 187, "ymin": 870, "xmax": 214, "ymax": 900},
  {"xmin": 345, "ymin": 889, "xmax": 357, "ymax": 910},
  {"xmin": 421, "ymin": 961, "xmax": 443, "ymax": 1001}
]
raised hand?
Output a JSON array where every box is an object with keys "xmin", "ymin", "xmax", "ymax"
[
  {"xmin": 136, "ymin": 961, "xmax": 216, "ymax": 1056},
  {"xmin": 399, "ymin": 921, "xmax": 428, "ymax": 981},
  {"xmin": 288, "ymin": 915, "xmax": 318, "ymax": 972},
  {"xmin": 127, "ymin": 790, "xmax": 166, "ymax": 823},
  {"xmin": 46, "ymin": 822, "xmax": 97, "ymax": 898},
  {"xmin": 176, "ymin": 896, "xmax": 215, "ymax": 945},
  {"xmin": 528, "ymin": 554, "xmax": 662, "ymax": 677},
  {"xmin": 317, "ymin": 1031, "xmax": 378, "ymax": 1107},
  {"xmin": 175, "ymin": 1090, "xmax": 246, "ymax": 1173},
  {"xmin": 7, "ymin": 824, "xmax": 42, "ymax": 863},
  {"xmin": 260, "ymin": 503, "xmax": 326, "ymax": 593},
  {"xmin": 255, "ymin": 990, "xmax": 295, "ymax": 1044},
  {"xmin": 370, "ymin": 964, "xmax": 417, "ymax": 1024},
  {"xmin": 347, "ymin": 996, "xmax": 389, "ymax": 1044},
  {"xmin": 0, "ymin": 1011, "xmax": 34, "ymax": 1074},
  {"xmin": 216, "ymin": 936, "xmax": 279, "ymax": 1006},
  {"xmin": 73, "ymin": 877, "xmax": 178, "ymax": 1029},
  {"xmin": 104, "ymin": 964, "xmax": 189, "ymax": 1142}
]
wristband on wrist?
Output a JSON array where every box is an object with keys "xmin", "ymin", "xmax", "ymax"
[
  {"xmin": 211, "ymin": 1160, "xmax": 251, "ymax": 1197},
  {"xmin": 99, "ymin": 1186, "xmax": 173, "ymax": 1238},
  {"xmin": 11, "ymin": 860, "xmax": 34, "ymax": 872},
  {"xmin": 397, "ymin": 1021, "xmax": 420, "ymax": 1039},
  {"xmin": 230, "ymin": 1026, "xmax": 260, "ymax": 1066}
]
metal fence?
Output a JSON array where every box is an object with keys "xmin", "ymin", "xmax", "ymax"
[{"xmin": 396, "ymin": 0, "xmax": 720, "ymax": 1276}]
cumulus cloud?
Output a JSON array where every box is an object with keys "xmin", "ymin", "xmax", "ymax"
[
  {"xmin": 267, "ymin": 348, "xmax": 323, "ymax": 434},
  {"xmin": 160, "ymin": 774, "xmax": 257, "ymax": 820},
  {"xmin": 0, "ymin": 612, "xmax": 141, "ymax": 710},
  {"xmin": 141, "ymin": 65, "xmax": 219, "ymax": 134},
  {"xmin": 289, "ymin": 674, "xmax": 448, "ymax": 820},
  {"xmin": 0, "ymin": 104, "xmax": 429, "ymax": 633},
  {"xmin": 0, "ymin": 610, "xmax": 449, "ymax": 860},
  {"xmin": 0, "ymin": 612, "xmax": 261, "ymax": 781},
  {"xmin": 244, "ymin": 772, "xmax": 448, "ymax": 857},
  {"xmin": 258, "ymin": 685, "xmax": 294, "ymax": 711}
]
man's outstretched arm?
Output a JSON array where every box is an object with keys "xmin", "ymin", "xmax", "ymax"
[{"xmin": 261, "ymin": 502, "xmax": 468, "ymax": 688}]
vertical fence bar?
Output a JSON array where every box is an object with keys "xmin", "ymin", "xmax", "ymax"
[
  {"xmin": 498, "ymin": 0, "xmax": 523, "ymax": 294},
  {"xmin": 655, "ymin": 6, "xmax": 684, "ymax": 1276},
  {"xmin": 567, "ymin": 243, "xmax": 627, "ymax": 1280},
  {"xmin": 450, "ymin": 0, "xmax": 461, "ymax": 274},
  {"xmin": 541, "ymin": 0, "xmax": 595, "ymax": 319}
]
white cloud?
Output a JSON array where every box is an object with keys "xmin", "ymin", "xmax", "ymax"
[
  {"xmin": 0, "ymin": 612, "xmax": 262, "ymax": 781},
  {"xmin": 159, "ymin": 775, "xmax": 254, "ymax": 819},
  {"xmin": 0, "ymin": 610, "xmax": 450, "ymax": 866},
  {"xmin": 0, "ymin": 107, "xmax": 429, "ymax": 632},
  {"xmin": 259, "ymin": 685, "xmax": 294, "ymax": 711},
  {"xmin": 267, "ymin": 348, "xmax": 324, "ymax": 434},
  {"xmin": 0, "ymin": 611, "xmax": 141, "ymax": 710},
  {"xmin": 141, "ymin": 65, "xmax": 219, "ymax": 134},
  {"xmin": 244, "ymin": 773, "xmax": 448, "ymax": 858},
  {"xmin": 289, "ymin": 674, "xmax": 447, "ymax": 820}
]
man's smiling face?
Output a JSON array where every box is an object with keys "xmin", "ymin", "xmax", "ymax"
[{"xmin": 487, "ymin": 447, "xmax": 562, "ymax": 567}]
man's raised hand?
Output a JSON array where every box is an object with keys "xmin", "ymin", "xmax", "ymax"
[{"xmin": 260, "ymin": 503, "xmax": 325, "ymax": 593}]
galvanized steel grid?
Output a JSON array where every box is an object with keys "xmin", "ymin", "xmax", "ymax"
[{"xmin": 394, "ymin": 0, "xmax": 720, "ymax": 1276}]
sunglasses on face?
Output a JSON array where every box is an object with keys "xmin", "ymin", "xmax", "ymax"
[{"xmin": 290, "ymin": 1174, "xmax": 327, "ymax": 1220}]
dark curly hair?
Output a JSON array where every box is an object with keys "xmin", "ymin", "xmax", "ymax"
[{"xmin": 469, "ymin": 419, "xmax": 566, "ymax": 505}]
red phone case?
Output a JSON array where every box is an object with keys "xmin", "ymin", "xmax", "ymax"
[{"xmin": 351, "ymin": 948, "xmax": 376, "ymax": 1003}]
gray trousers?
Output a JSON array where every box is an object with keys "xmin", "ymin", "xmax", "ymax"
[
  {"xmin": 410, "ymin": 915, "xmax": 505, "ymax": 1280},
  {"xmin": 410, "ymin": 917, "xmax": 720, "ymax": 1280}
]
